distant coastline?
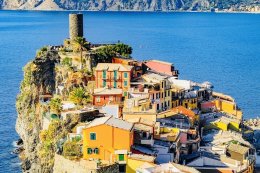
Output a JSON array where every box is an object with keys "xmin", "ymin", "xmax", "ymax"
[{"xmin": 1, "ymin": 9, "xmax": 260, "ymax": 14}]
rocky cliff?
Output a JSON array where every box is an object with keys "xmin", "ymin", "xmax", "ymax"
[
  {"xmin": 16, "ymin": 48, "xmax": 59, "ymax": 172},
  {"xmin": 1, "ymin": 0, "xmax": 259, "ymax": 12}
]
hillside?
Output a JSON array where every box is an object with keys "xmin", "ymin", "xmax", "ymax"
[{"xmin": 0, "ymin": 0, "xmax": 259, "ymax": 12}]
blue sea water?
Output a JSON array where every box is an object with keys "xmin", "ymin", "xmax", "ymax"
[{"xmin": 0, "ymin": 10, "xmax": 259, "ymax": 172}]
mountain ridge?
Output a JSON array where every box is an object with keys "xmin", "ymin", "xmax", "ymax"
[{"xmin": 1, "ymin": 0, "xmax": 259, "ymax": 12}]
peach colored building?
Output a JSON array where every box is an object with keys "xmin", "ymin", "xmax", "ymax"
[
  {"xmin": 93, "ymin": 88, "xmax": 122, "ymax": 106},
  {"xmin": 95, "ymin": 63, "xmax": 133, "ymax": 97}
]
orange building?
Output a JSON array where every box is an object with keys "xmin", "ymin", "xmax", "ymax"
[
  {"xmin": 112, "ymin": 57, "xmax": 143, "ymax": 78},
  {"xmin": 93, "ymin": 88, "xmax": 123, "ymax": 106},
  {"xmin": 82, "ymin": 116, "xmax": 134, "ymax": 165},
  {"xmin": 95, "ymin": 63, "xmax": 133, "ymax": 97}
]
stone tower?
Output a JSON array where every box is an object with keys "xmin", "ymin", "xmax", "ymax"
[{"xmin": 69, "ymin": 13, "xmax": 84, "ymax": 40}]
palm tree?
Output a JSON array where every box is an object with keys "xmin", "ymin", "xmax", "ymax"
[
  {"xmin": 69, "ymin": 87, "xmax": 91, "ymax": 106},
  {"xmin": 73, "ymin": 37, "xmax": 89, "ymax": 70}
]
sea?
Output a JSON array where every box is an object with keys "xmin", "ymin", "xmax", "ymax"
[{"xmin": 0, "ymin": 10, "xmax": 259, "ymax": 172}]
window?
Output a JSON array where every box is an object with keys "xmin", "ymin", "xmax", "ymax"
[
  {"xmin": 94, "ymin": 148, "xmax": 99, "ymax": 154},
  {"xmin": 162, "ymin": 82, "xmax": 164, "ymax": 88},
  {"xmin": 157, "ymin": 104, "xmax": 159, "ymax": 110},
  {"xmin": 124, "ymin": 81, "xmax": 128, "ymax": 86},
  {"xmin": 162, "ymin": 92, "xmax": 164, "ymax": 98},
  {"xmin": 124, "ymin": 92, "xmax": 127, "ymax": 97},
  {"xmin": 87, "ymin": 148, "xmax": 92, "ymax": 154},
  {"xmin": 119, "ymin": 154, "xmax": 124, "ymax": 161},
  {"xmin": 124, "ymin": 72, "xmax": 128, "ymax": 78},
  {"xmin": 165, "ymin": 92, "xmax": 166, "ymax": 97},
  {"xmin": 102, "ymin": 80, "xmax": 106, "ymax": 87},
  {"xmin": 90, "ymin": 133, "xmax": 96, "ymax": 140},
  {"xmin": 102, "ymin": 70, "xmax": 106, "ymax": 78},
  {"xmin": 96, "ymin": 96, "xmax": 100, "ymax": 103}
]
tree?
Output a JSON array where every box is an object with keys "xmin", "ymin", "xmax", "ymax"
[
  {"xmin": 49, "ymin": 97, "xmax": 62, "ymax": 114},
  {"xmin": 73, "ymin": 37, "xmax": 89, "ymax": 70},
  {"xmin": 94, "ymin": 43, "xmax": 133, "ymax": 63},
  {"xmin": 69, "ymin": 87, "xmax": 91, "ymax": 106}
]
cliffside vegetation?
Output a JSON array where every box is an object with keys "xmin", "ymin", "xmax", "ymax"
[{"xmin": 15, "ymin": 41, "xmax": 133, "ymax": 172}]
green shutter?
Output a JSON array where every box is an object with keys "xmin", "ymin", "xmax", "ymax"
[
  {"xmin": 119, "ymin": 154, "xmax": 124, "ymax": 161},
  {"xmin": 103, "ymin": 71, "xmax": 106, "ymax": 78},
  {"xmin": 114, "ymin": 81, "xmax": 117, "ymax": 88},
  {"xmin": 124, "ymin": 72, "xmax": 128, "ymax": 78},
  {"xmin": 87, "ymin": 148, "xmax": 93, "ymax": 154},
  {"xmin": 114, "ymin": 71, "xmax": 117, "ymax": 78},
  {"xmin": 94, "ymin": 148, "xmax": 99, "ymax": 154},
  {"xmin": 90, "ymin": 133, "xmax": 96, "ymax": 140},
  {"xmin": 124, "ymin": 81, "xmax": 127, "ymax": 86},
  {"xmin": 103, "ymin": 80, "xmax": 106, "ymax": 87}
]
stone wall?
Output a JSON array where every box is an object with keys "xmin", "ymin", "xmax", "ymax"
[
  {"xmin": 53, "ymin": 154, "xmax": 98, "ymax": 173},
  {"xmin": 53, "ymin": 154, "xmax": 120, "ymax": 173}
]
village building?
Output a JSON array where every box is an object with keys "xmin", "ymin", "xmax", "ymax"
[
  {"xmin": 212, "ymin": 92, "xmax": 243, "ymax": 120},
  {"xmin": 93, "ymin": 88, "xmax": 123, "ymax": 106},
  {"xmin": 95, "ymin": 63, "xmax": 133, "ymax": 97},
  {"xmin": 112, "ymin": 56, "xmax": 143, "ymax": 78},
  {"xmin": 126, "ymin": 154, "xmax": 155, "ymax": 173},
  {"xmin": 143, "ymin": 60, "xmax": 179, "ymax": 78},
  {"xmin": 82, "ymin": 116, "xmax": 134, "ymax": 171}
]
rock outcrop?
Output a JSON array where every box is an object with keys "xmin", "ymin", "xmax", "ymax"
[
  {"xmin": 1, "ymin": 0, "xmax": 259, "ymax": 12},
  {"xmin": 16, "ymin": 49, "xmax": 60, "ymax": 172}
]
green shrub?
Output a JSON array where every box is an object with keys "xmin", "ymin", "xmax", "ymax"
[
  {"xmin": 61, "ymin": 57, "xmax": 72, "ymax": 67},
  {"xmin": 63, "ymin": 141, "xmax": 82, "ymax": 159}
]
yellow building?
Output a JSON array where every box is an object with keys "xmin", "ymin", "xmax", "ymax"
[
  {"xmin": 206, "ymin": 116, "xmax": 241, "ymax": 131},
  {"xmin": 126, "ymin": 154, "xmax": 155, "ymax": 173},
  {"xmin": 213, "ymin": 92, "xmax": 243, "ymax": 120},
  {"xmin": 82, "ymin": 116, "xmax": 134, "ymax": 164},
  {"xmin": 170, "ymin": 86, "xmax": 198, "ymax": 110},
  {"xmin": 142, "ymin": 73, "xmax": 172, "ymax": 112}
]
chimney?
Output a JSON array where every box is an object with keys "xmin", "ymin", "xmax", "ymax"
[{"xmin": 69, "ymin": 13, "xmax": 84, "ymax": 40}]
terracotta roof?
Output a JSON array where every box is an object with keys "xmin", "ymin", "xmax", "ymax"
[
  {"xmin": 144, "ymin": 60, "xmax": 174, "ymax": 76},
  {"xmin": 227, "ymin": 143, "xmax": 249, "ymax": 155},
  {"xmin": 172, "ymin": 106, "xmax": 196, "ymax": 119},
  {"xmin": 95, "ymin": 63, "xmax": 133, "ymax": 71}
]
